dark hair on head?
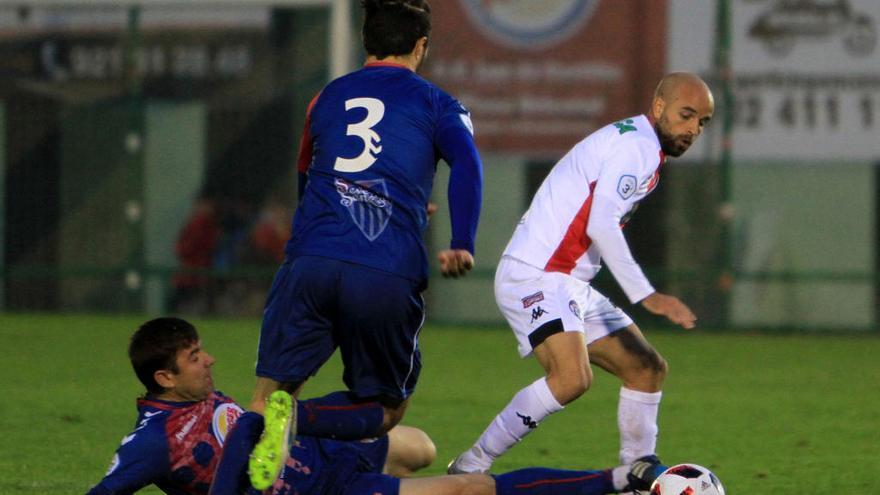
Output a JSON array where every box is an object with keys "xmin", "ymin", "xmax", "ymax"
[
  {"xmin": 361, "ymin": 0, "xmax": 431, "ymax": 59},
  {"xmin": 129, "ymin": 317, "xmax": 199, "ymax": 395}
]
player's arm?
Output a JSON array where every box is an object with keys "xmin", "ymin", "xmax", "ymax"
[
  {"xmin": 435, "ymin": 110, "xmax": 483, "ymax": 278},
  {"xmin": 587, "ymin": 146, "xmax": 695, "ymax": 329},
  {"xmin": 85, "ymin": 430, "xmax": 168, "ymax": 495}
]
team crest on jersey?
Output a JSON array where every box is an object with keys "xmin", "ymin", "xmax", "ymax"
[
  {"xmin": 521, "ymin": 290, "xmax": 544, "ymax": 308},
  {"xmin": 334, "ymin": 177, "xmax": 394, "ymax": 241},
  {"xmin": 617, "ymin": 175, "xmax": 637, "ymax": 200},
  {"xmin": 459, "ymin": 0, "xmax": 599, "ymax": 49},
  {"xmin": 212, "ymin": 403, "xmax": 244, "ymax": 446}
]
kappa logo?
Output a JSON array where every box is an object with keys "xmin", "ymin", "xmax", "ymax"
[
  {"xmin": 516, "ymin": 412, "xmax": 538, "ymax": 429},
  {"xmin": 617, "ymin": 175, "xmax": 637, "ymax": 200},
  {"xmin": 530, "ymin": 306, "xmax": 547, "ymax": 323},
  {"xmin": 521, "ymin": 290, "xmax": 545, "ymax": 308}
]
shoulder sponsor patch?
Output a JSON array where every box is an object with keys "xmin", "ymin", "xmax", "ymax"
[
  {"xmin": 212, "ymin": 402, "xmax": 244, "ymax": 446},
  {"xmin": 612, "ymin": 118, "xmax": 637, "ymax": 135},
  {"xmin": 617, "ymin": 175, "xmax": 637, "ymax": 200},
  {"xmin": 459, "ymin": 112, "xmax": 474, "ymax": 135},
  {"xmin": 521, "ymin": 290, "xmax": 544, "ymax": 308}
]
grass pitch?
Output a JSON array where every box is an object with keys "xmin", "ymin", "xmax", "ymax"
[{"xmin": 1, "ymin": 313, "xmax": 878, "ymax": 494}]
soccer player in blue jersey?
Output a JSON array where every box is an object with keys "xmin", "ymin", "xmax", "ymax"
[
  {"xmin": 247, "ymin": 0, "xmax": 483, "ymax": 473},
  {"xmin": 88, "ymin": 317, "xmax": 662, "ymax": 495},
  {"xmin": 86, "ymin": 317, "xmax": 435, "ymax": 495}
]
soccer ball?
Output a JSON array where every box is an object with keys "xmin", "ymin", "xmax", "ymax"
[{"xmin": 648, "ymin": 463, "xmax": 725, "ymax": 495}]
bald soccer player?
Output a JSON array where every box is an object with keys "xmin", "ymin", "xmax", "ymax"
[{"xmin": 448, "ymin": 73, "xmax": 715, "ymax": 490}]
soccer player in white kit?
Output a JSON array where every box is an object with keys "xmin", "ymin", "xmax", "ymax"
[{"xmin": 448, "ymin": 73, "xmax": 715, "ymax": 488}]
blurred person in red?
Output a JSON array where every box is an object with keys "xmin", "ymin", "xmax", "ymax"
[
  {"xmin": 170, "ymin": 195, "xmax": 222, "ymax": 313},
  {"xmin": 248, "ymin": 199, "xmax": 291, "ymax": 265}
]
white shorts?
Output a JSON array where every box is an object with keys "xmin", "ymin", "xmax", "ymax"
[{"xmin": 495, "ymin": 256, "xmax": 633, "ymax": 358}]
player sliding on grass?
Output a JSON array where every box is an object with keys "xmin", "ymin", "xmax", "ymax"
[
  {"xmin": 448, "ymin": 73, "xmax": 715, "ymax": 484},
  {"xmin": 247, "ymin": 0, "xmax": 482, "ymax": 480},
  {"xmin": 86, "ymin": 317, "xmax": 664, "ymax": 494},
  {"xmin": 85, "ymin": 317, "xmax": 435, "ymax": 495}
]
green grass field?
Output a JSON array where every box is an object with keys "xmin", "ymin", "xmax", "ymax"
[{"xmin": 1, "ymin": 313, "xmax": 878, "ymax": 494}]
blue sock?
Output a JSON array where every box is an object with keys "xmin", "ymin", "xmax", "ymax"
[
  {"xmin": 494, "ymin": 468, "xmax": 615, "ymax": 495},
  {"xmin": 209, "ymin": 412, "xmax": 263, "ymax": 495},
  {"xmin": 297, "ymin": 391, "xmax": 384, "ymax": 440}
]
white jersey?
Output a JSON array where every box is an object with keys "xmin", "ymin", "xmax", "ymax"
[{"xmin": 503, "ymin": 114, "xmax": 665, "ymax": 304}]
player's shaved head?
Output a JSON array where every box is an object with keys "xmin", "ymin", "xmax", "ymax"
[
  {"xmin": 653, "ymin": 72, "xmax": 712, "ymax": 102},
  {"xmin": 649, "ymin": 72, "xmax": 714, "ymax": 157}
]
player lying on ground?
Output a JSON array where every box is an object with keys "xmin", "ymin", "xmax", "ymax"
[
  {"xmin": 211, "ymin": 389, "xmax": 665, "ymax": 495},
  {"xmin": 85, "ymin": 316, "xmax": 665, "ymax": 494},
  {"xmin": 86, "ymin": 317, "xmax": 434, "ymax": 495}
]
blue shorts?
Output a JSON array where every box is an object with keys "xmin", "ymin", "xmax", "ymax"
[
  {"xmin": 268, "ymin": 435, "xmax": 399, "ymax": 495},
  {"xmin": 256, "ymin": 256, "xmax": 425, "ymax": 400}
]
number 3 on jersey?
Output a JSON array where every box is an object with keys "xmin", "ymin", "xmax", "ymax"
[{"xmin": 334, "ymin": 97, "xmax": 385, "ymax": 172}]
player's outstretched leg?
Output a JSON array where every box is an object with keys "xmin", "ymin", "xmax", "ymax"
[
  {"xmin": 209, "ymin": 412, "xmax": 264, "ymax": 495},
  {"xmin": 494, "ymin": 467, "xmax": 616, "ymax": 494},
  {"xmin": 623, "ymin": 454, "xmax": 667, "ymax": 492},
  {"xmin": 297, "ymin": 391, "xmax": 387, "ymax": 439},
  {"xmin": 249, "ymin": 390, "xmax": 296, "ymax": 490}
]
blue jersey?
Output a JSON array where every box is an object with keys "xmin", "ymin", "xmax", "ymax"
[
  {"xmin": 87, "ymin": 392, "xmax": 244, "ymax": 495},
  {"xmin": 89, "ymin": 393, "xmax": 393, "ymax": 495},
  {"xmin": 289, "ymin": 62, "xmax": 482, "ymax": 283}
]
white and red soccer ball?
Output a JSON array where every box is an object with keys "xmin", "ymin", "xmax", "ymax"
[{"xmin": 649, "ymin": 463, "xmax": 725, "ymax": 495}]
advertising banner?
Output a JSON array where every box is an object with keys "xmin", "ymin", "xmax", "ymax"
[
  {"xmin": 426, "ymin": 0, "xmax": 667, "ymax": 156},
  {"xmin": 670, "ymin": 0, "xmax": 880, "ymax": 160},
  {"xmin": 0, "ymin": 6, "xmax": 271, "ymax": 96}
]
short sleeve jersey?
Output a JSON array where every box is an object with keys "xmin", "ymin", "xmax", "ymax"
[
  {"xmin": 288, "ymin": 63, "xmax": 473, "ymax": 283},
  {"xmin": 503, "ymin": 115, "xmax": 665, "ymax": 302},
  {"xmin": 87, "ymin": 392, "xmax": 243, "ymax": 495}
]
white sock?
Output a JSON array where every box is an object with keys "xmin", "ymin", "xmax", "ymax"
[
  {"xmin": 458, "ymin": 377, "xmax": 563, "ymax": 471},
  {"xmin": 611, "ymin": 465, "xmax": 632, "ymax": 492},
  {"xmin": 618, "ymin": 387, "xmax": 662, "ymax": 465}
]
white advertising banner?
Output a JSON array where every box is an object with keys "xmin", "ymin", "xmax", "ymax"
[{"xmin": 669, "ymin": 0, "xmax": 880, "ymax": 161}]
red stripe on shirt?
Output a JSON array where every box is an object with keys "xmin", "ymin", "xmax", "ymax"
[
  {"xmin": 645, "ymin": 149, "xmax": 666, "ymax": 193},
  {"xmin": 514, "ymin": 472, "xmax": 603, "ymax": 489},
  {"xmin": 364, "ymin": 61, "xmax": 410, "ymax": 70},
  {"xmin": 544, "ymin": 181, "xmax": 598, "ymax": 274},
  {"xmin": 296, "ymin": 92, "xmax": 322, "ymax": 173}
]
